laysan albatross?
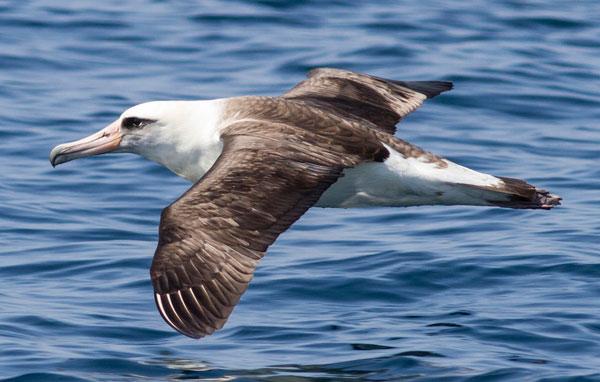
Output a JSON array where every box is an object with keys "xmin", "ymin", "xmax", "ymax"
[{"xmin": 49, "ymin": 68, "xmax": 561, "ymax": 339}]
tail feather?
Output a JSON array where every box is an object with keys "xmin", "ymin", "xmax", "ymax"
[{"xmin": 461, "ymin": 176, "xmax": 561, "ymax": 210}]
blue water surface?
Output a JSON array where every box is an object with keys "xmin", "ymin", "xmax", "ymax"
[{"xmin": 1, "ymin": 1, "xmax": 599, "ymax": 381}]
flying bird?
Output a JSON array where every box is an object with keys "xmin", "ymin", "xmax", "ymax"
[{"xmin": 49, "ymin": 68, "xmax": 561, "ymax": 338}]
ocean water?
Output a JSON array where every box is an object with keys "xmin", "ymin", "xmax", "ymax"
[{"xmin": 1, "ymin": 1, "xmax": 599, "ymax": 381}]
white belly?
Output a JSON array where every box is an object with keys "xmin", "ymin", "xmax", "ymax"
[
  {"xmin": 175, "ymin": 141, "xmax": 504, "ymax": 209},
  {"xmin": 316, "ymin": 144, "xmax": 502, "ymax": 208}
]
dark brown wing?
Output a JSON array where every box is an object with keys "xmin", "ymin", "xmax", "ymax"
[
  {"xmin": 283, "ymin": 68, "xmax": 453, "ymax": 134},
  {"xmin": 150, "ymin": 119, "xmax": 386, "ymax": 338}
]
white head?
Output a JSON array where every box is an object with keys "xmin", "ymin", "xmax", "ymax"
[{"xmin": 50, "ymin": 100, "xmax": 224, "ymax": 181}]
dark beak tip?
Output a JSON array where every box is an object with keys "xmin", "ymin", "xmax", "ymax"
[
  {"xmin": 49, "ymin": 150, "xmax": 57, "ymax": 167},
  {"xmin": 49, "ymin": 145, "xmax": 64, "ymax": 168}
]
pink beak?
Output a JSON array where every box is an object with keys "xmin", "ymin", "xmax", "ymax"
[{"xmin": 50, "ymin": 120, "xmax": 122, "ymax": 167}]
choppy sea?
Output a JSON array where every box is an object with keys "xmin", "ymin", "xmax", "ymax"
[{"xmin": 1, "ymin": 1, "xmax": 599, "ymax": 381}]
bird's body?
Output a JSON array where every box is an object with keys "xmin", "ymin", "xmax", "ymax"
[
  {"xmin": 123, "ymin": 96, "xmax": 541, "ymax": 209},
  {"xmin": 50, "ymin": 68, "xmax": 561, "ymax": 339}
]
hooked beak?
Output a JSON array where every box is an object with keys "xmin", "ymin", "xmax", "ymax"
[{"xmin": 49, "ymin": 120, "xmax": 122, "ymax": 167}]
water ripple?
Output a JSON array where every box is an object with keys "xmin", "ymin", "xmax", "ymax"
[{"xmin": 1, "ymin": 0, "xmax": 599, "ymax": 381}]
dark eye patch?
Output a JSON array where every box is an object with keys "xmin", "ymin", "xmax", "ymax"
[{"xmin": 121, "ymin": 117, "xmax": 156, "ymax": 129}]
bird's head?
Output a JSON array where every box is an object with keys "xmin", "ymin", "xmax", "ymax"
[
  {"xmin": 50, "ymin": 100, "xmax": 223, "ymax": 180},
  {"xmin": 50, "ymin": 101, "xmax": 185, "ymax": 166}
]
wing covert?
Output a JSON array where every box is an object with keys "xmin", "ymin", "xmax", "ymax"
[{"xmin": 150, "ymin": 133, "xmax": 349, "ymax": 338}]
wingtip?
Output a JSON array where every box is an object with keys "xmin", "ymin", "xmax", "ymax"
[{"xmin": 402, "ymin": 80, "xmax": 454, "ymax": 98}]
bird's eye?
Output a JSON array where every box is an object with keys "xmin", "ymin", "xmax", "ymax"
[{"xmin": 121, "ymin": 117, "xmax": 155, "ymax": 129}]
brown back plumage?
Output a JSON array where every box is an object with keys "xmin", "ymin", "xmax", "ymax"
[
  {"xmin": 150, "ymin": 97, "xmax": 391, "ymax": 337},
  {"xmin": 149, "ymin": 69, "xmax": 452, "ymax": 338}
]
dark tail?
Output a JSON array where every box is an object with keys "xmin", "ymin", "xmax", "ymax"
[
  {"xmin": 461, "ymin": 176, "xmax": 561, "ymax": 210},
  {"xmin": 491, "ymin": 177, "xmax": 561, "ymax": 209}
]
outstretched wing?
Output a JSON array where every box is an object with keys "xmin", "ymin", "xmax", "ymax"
[
  {"xmin": 283, "ymin": 67, "xmax": 453, "ymax": 134},
  {"xmin": 149, "ymin": 119, "xmax": 386, "ymax": 338}
]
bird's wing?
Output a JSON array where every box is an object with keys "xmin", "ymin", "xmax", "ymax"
[
  {"xmin": 150, "ymin": 119, "xmax": 386, "ymax": 338},
  {"xmin": 283, "ymin": 67, "xmax": 453, "ymax": 134}
]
